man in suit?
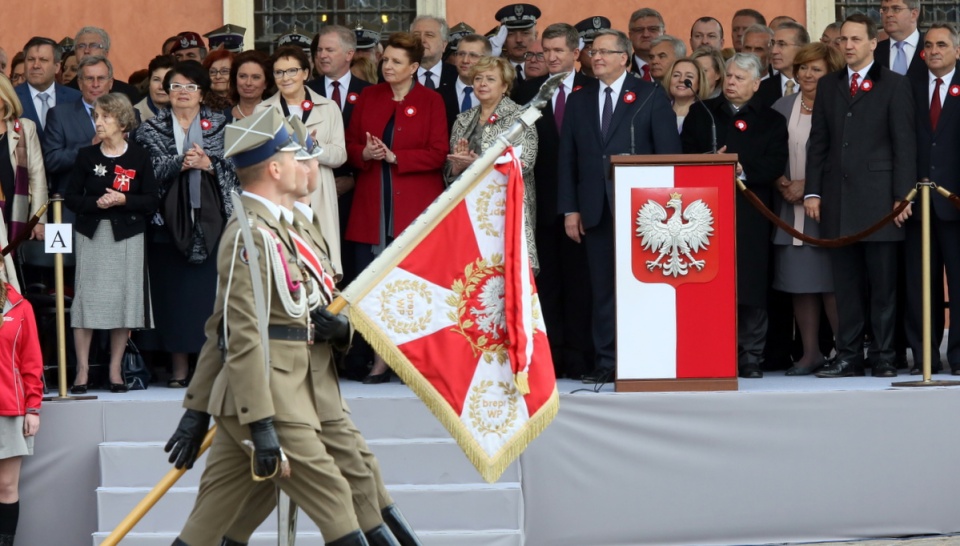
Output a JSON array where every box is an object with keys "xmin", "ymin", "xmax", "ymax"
[
  {"xmin": 732, "ymin": 9, "xmax": 767, "ymax": 53},
  {"xmin": 169, "ymin": 110, "xmax": 370, "ymax": 546},
  {"xmin": 690, "ymin": 17, "xmax": 724, "ymax": 52},
  {"xmin": 523, "ymin": 40, "xmax": 548, "ymax": 79},
  {"xmin": 648, "ymin": 35, "xmax": 686, "ymax": 82},
  {"xmin": 805, "ymin": 13, "xmax": 916, "ymax": 378},
  {"xmin": 558, "ymin": 29, "xmax": 682, "ymax": 383},
  {"xmin": 42, "ymin": 55, "xmax": 111, "ymax": 199},
  {"xmin": 628, "ymin": 8, "xmax": 665, "ymax": 81},
  {"xmin": 756, "ymin": 22, "xmax": 809, "ymax": 107},
  {"xmin": 411, "ymin": 16, "xmax": 458, "ymax": 92},
  {"xmin": 681, "ymin": 53, "xmax": 789, "ymax": 378},
  {"xmin": 442, "ymin": 34, "xmax": 490, "ymax": 131},
  {"xmin": 876, "ymin": 0, "xmax": 924, "ymax": 81},
  {"xmin": 15, "ymin": 36, "xmax": 80, "ymax": 140},
  {"xmin": 906, "ymin": 23, "xmax": 960, "ymax": 375},
  {"xmin": 495, "ymin": 3, "xmax": 541, "ymax": 84},
  {"xmin": 575, "ymin": 16, "xmax": 611, "ymax": 79},
  {"xmin": 742, "ymin": 24, "xmax": 774, "ymax": 79},
  {"xmin": 514, "ymin": 23, "xmax": 595, "ymax": 379},
  {"xmin": 65, "ymin": 26, "xmax": 139, "ymax": 102}
]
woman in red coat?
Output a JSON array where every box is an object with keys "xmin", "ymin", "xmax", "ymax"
[
  {"xmin": 0, "ymin": 278, "xmax": 42, "ymax": 546},
  {"xmin": 345, "ymin": 31, "xmax": 448, "ymax": 383}
]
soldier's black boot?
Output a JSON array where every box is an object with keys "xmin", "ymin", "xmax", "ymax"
[
  {"xmin": 327, "ymin": 529, "xmax": 370, "ymax": 545},
  {"xmin": 220, "ymin": 538, "xmax": 247, "ymax": 546},
  {"xmin": 381, "ymin": 504, "xmax": 423, "ymax": 546},
  {"xmin": 365, "ymin": 523, "xmax": 401, "ymax": 545}
]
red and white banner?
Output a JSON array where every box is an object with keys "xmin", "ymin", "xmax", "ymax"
[
  {"xmin": 614, "ymin": 163, "xmax": 737, "ymax": 380},
  {"xmin": 344, "ymin": 148, "xmax": 557, "ymax": 483}
]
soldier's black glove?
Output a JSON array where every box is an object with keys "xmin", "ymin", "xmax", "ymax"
[
  {"xmin": 248, "ymin": 417, "xmax": 283, "ymax": 479},
  {"xmin": 164, "ymin": 409, "xmax": 211, "ymax": 470},
  {"xmin": 311, "ymin": 307, "xmax": 349, "ymax": 344}
]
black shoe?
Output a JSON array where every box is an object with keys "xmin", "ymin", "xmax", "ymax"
[
  {"xmin": 816, "ymin": 359, "xmax": 865, "ymax": 378},
  {"xmin": 910, "ymin": 361, "xmax": 943, "ymax": 375},
  {"xmin": 581, "ymin": 368, "xmax": 614, "ymax": 384},
  {"xmin": 362, "ymin": 372, "xmax": 391, "ymax": 384},
  {"xmin": 70, "ymin": 384, "xmax": 88, "ymax": 395},
  {"xmin": 738, "ymin": 362, "xmax": 763, "ymax": 378},
  {"xmin": 952, "ymin": 368, "xmax": 960, "ymax": 376},
  {"xmin": 785, "ymin": 357, "xmax": 826, "ymax": 376},
  {"xmin": 893, "ymin": 353, "xmax": 909, "ymax": 370},
  {"xmin": 110, "ymin": 382, "xmax": 129, "ymax": 393},
  {"xmin": 381, "ymin": 504, "xmax": 423, "ymax": 546},
  {"xmin": 327, "ymin": 530, "xmax": 370, "ymax": 546},
  {"xmin": 366, "ymin": 524, "xmax": 401, "ymax": 546},
  {"xmin": 871, "ymin": 361, "xmax": 898, "ymax": 377}
]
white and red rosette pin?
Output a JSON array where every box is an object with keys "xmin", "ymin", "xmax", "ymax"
[
  {"xmin": 404, "ymin": 106, "xmax": 417, "ymax": 117},
  {"xmin": 572, "ymin": 85, "xmax": 583, "ymax": 92},
  {"xmin": 623, "ymin": 91, "xmax": 636, "ymax": 104},
  {"xmin": 301, "ymin": 100, "xmax": 313, "ymax": 111},
  {"xmin": 347, "ymin": 92, "xmax": 359, "ymax": 104},
  {"xmin": 13, "ymin": 119, "xmax": 21, "ymax": 133},
  {"xmin": 488, "ymin": 113, "xmax": 499, "ymax": 124},
  {"xmin": 860, "ymin": 79, "xmax": 873, "ymax": 92},
  {"xmin": 734, "ymin": 119, "xmax": 748, "ymax": 132},
  {"xmin": 200, "ymin": 118, "xmax": 212, "ymax": 130},
  {"xmin": 950, "ymin": 85, "xmax": 960, "ymax": 97}
]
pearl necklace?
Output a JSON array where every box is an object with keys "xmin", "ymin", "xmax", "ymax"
[
  {"xmin": 800, "ymin": 98, "xmax": 813, "ymax": 112},
  {"xmin": 235, "ymin": 103, "xmax": 254, "ymax": 119}
]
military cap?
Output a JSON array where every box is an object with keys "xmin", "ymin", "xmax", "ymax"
[
  {"xmin": 495, "ymin": 4, "xmax": 541, "ymax": 30},
  {"xmin": 448, "ymin": 22, "xmax": 475, "ymax": 45},
  {"xmin": 171, "ymin": 31, "xmax": 206, "ymax": 53},
  {"xmin": 575, "ymin": 16, "xmax": 611, "ymax": 44},
  {"xmin": 354, "ymin": 22, "xmax": 381, "ymax": 50},
  {"xmin": 57, "ymin": 37, "xmax": 75, "ymax": 54},
  {"xmin": 225, "ymin": 109, "xmax": 301, "ymax": 169},
  {"xmin": 286, "ymin": 116, "xmax": 323, "ymax": 161},
  {"xmin": 205, "ymin": 24, "xmax": 246, "ymax": 53},
  {"xmin": 277, "ymin": 29, "xmax": 312, "ymax": 52}
]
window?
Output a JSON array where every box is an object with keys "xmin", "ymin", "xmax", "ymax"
[{"xmin": 254, "ymin": 0, "xmax": 418, "ymax": 51}]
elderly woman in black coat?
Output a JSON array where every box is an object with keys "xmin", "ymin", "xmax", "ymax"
[
  {"xmin": 681, "ymin": 53, "xmax": 789, "ymax": 379},
  {"xmin": 134, "ymin": 61, "xmax": 238, "ymax": 387}
]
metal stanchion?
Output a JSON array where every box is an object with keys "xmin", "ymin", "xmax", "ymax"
[
  {"xmin": 893, "ymin": 180, "xmax": 960, "ymax": 387},
  {"xmin": 44, "ymin": 195, "xmax": 96, "ymax": 401}
]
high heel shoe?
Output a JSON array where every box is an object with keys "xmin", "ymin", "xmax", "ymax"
[
  {"xmin": 70, "ymin": 384, "xmax": 88, "ymax": 395},
  {"xmin": 109, "ymin": 382, "xmax": 129, "ymax": 393},
  {"xmin": 362, "ymin": 372, "xmax": 391, "ymax": 384}
]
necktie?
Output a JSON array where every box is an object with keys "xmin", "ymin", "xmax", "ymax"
[
  {"xmin": 555, "ymin": 84, "xmax": 567, "ymax": 133},
  {"xmin": 600, "ymin": 87, "xmax": 613, "ymax": 138},
  {"xmin": 641, "ymin": 64, "xmax": 652, "ymax": 82},
  {"xmin": 784, "ymin": 80, "xmax": 796, "ymax": 96},
  {"xmin": 850, "ymin": 73, "xmax": 860, "ymax": 97},
  {"xmin": 461, "ymin": 86, "xmax": 473, "ymax": 113},
  {"xmin": 893, "ymin": 41, "xmax": 908, "ymax": 75},
  {"xmin": 37, "ymin": 92, "xmax": 51, "ymax": 129},
  {"xmin": 330, "ymin": 80, "xmax": 342, "ymax": 110},
  {"xmin": 516, "ymin": 64, "xmax": 524, "ymax": 82},
  {"xmin": 424, "ymin": 71, "xmax": 436, "ymax": 89},
  {"xmin": 931, "ymin": 77, "xmax": 943, "ymax": 130}
]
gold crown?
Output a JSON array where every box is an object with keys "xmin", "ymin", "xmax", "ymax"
[{"xmin": 669, "ymin": 192, "xmax": 682, "ymax": 200}]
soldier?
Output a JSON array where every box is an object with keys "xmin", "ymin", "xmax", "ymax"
[{"xmin": 164, "ymin": 109, "xmax": 370, "ymax": 546}]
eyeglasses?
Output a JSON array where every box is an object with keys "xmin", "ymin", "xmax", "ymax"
[
  {"xmin": 879, "ymin": 5, "xmax": 910, "ymax": 13},
  {"xmin": 169, "ymin": 83, "xmax": 200, "ymax": 92},
  {"xmin": 587, "ymin": 49, "xmax": 626, "ymax": 58},
  {"xmin": 629, "ymin": 26, "xmax": 663, "ymax": 35},
  {"xmin": 523, "ymin": 52, "xmax": 545, "ymax": 61},
  {"xmin": 209, "ymin": 68, "xmax": 231, "ymax": 77},
  {"xmin": 772, "ymin": 40, "xmax": 798, "ymax": 49},
  {"xmin": 273, "ymin": 68, "xmax": 305, "ymax": 79},
  {"xmin": 80, "ymin": 75, "xmax": 110, "ymax": 84},
  {"xmin": 10, "ymin": 74, "xmax": 25, "ymax": 84},
  {"xmin": 76, "ymin": 42, "xmax": 105, "ymax": 51},
  {"xmin": 455, "ymin": 51, "xmax": 483, "ymax": 60}
]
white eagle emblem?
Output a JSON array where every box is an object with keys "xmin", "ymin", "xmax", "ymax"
[{"xmin": 636, "ymin": 192, "xmax": 714, "ymax": 277}]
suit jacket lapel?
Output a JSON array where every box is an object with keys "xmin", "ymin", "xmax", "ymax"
[
  {"xmin": 6, "ymin": 120, "xmax": 18, "ymax": 166},
  {"xmin": 242, "ymin": 196, "xmax": 296, "ymax": 253},
  {"xmin": 933, "ymin": 69, "xmax": 960, "ymax": 136}
]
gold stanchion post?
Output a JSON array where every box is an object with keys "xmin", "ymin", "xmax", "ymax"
[{"xmin": 893, "ymin": 180, "xmax": 960, "ymax": 387}]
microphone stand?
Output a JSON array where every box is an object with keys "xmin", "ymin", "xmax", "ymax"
[
  {"xmin": 684, "ymin": 79, "xmax": 717, "ymax": 154},
  {"xmin": 629, "ymin": 81, "xmax": 660, "ymax": 155}
]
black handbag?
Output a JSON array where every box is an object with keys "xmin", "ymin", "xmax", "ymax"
[
  {"xmin": 162, "ymin": 171, "xmax": 224, "ymax": 264},
  {"xmin": 122, "ymin": 339, "xmax": 150, "ymax": 390}
]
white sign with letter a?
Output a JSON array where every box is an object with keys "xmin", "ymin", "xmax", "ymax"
[{"xmin": 44, "ymin": 224, "xmax": 72, "ymax": 254}]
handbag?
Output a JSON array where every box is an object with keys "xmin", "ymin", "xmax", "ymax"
[
  {"xmin": 122, "ymin": 339, "xmax": 150, "ymax": 390},
  {"xmin": 162, "ymin": 171, "xmax": 224, "ymax": 264}
]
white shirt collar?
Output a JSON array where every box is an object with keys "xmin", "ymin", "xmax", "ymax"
[
  {"xmin": 326, "ymin": 72, "xmax": 352, "ymax": 91},
  {"xmin": 892, "ymin": 29, "xmax": 921, "ymax": 50},
  {"xmin": 848, "ymin": 61, "xmax": 874, "ymax": 81},
  {"xmin": 279, "ymin": 205, "xmax": 295, "ymax": 224},
  {"xmin": 780, "ymin": 73, "xmax": 796, "ymax": 94},
  {"xmin": 243, "ymin": 192, "xmax": 282, "ymax": 221},
  {"xmin": 27, "ymin": 83, "xmax": 54, "ymax": 100},
  {"xmin": 560, "ymin": 71, "xmax": 576, "ymax": 92},
  {"xmin": 293, "ymin": 201, "xmax": 314, "ymax": 222},
  {"xmin": 603, "ymin": 70, "xmax": 628, "ymax": 96},
  {"xmin": 455, "ymin": 77, "xmax": 473, "ymax": 95},
  {"xmin": 634, "ymin": 55, "xmax": 648, "ymax": 70}
]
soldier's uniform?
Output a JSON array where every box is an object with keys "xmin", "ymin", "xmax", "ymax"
[{"xmin": 174, "ymin": 111, "xmax": 365, "ymax": 546}]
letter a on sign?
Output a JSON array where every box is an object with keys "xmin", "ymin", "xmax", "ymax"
[{"xmin": 44, "ymin": 224, "xmax": 73, "ymax": 254}]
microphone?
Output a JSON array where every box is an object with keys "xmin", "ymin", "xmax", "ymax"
[
  {"xmin": 629, "ymin": 80, "xmax": 661, "ymax": 155},
  {"xmin": 684, "ymin": 79, "xmax": 717, "ymax": 154}
]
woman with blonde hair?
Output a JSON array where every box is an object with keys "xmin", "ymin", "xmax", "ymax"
[
  {"xmin": 691, "ymin": 47, "xmax": 725, "ymax": 99},
  {"xmin": 663, "ymin": 57, "xmax": 709, "ymax": 132}
]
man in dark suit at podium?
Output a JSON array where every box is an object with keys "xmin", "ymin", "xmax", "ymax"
[
  {"xmin": 515, "ymin": 23, "xmax": 595, "ymax": 379},
  {"xmin": 906, "ymin": 23, "xmax": 960, "ymax": 374},
  {"xmin": 804, "ymin": 14, "xmax": 916, "ymax": 378},
  {"xmin": 875, "ymin": 0, "xmax": 925, "ymax": 81},
  {"xmin": 558, "ymin": 29, "xmax": 681, "ymax": 383}
]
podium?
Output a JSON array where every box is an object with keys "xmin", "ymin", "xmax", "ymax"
[{"xmin": 611, "ymin": 154, "xmax": 739, "ymax": 392}]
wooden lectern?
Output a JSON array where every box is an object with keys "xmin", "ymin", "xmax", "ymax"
[{"xmin": 611, "ymin": 154, "xmax": 739, "ymax": 392}]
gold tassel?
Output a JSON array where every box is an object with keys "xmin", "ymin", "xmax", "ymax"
[{"xmin": 514, "ymin": 371, "xmax": 529, "ymax": 395}]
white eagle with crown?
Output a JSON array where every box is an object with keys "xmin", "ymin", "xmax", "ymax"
[{"xmin": 636, "ymin": 192, "xmax": 715, "ymax": 277}]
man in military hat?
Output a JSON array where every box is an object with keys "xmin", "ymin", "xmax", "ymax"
[
  {"xmin": 575, "ymin": 16, "xmax": 611, "ymax": 77},
  {"xmin": 444, "ymin": 22, "xmax": 475, "ymax": 63},
  {"xmin": 165, "ymin": 109, "xmax": 371, "ymax": 546},
  {"xmin": 205, "ymin": 24, "xmax": 246, "ymax": 53},
  {"xmin": 353, "ymin": 22, "xmax": 383, "ymax": 64},
  {"xmin": 495, "ymin": 3, "xmax": 541, "ymax": 83},
  {"xmin": 171, "ymin": 31, "xmax": 207, "ymax": 62}
]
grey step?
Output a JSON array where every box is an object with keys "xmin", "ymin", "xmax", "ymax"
[
  {"xmin": 99, "ymin": 439, "xmax": 518, "ymax": 488},
  {"xmin": 97, "ymin": 483, "xmax": 521, "ymax": 534},
  {"xmin": 92, "ymin": 530, "xmax": 522, "ymax": 546}
]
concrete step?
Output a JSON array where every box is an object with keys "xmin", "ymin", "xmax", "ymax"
[
  {"xmin": 92, "ymin": 530, "xmax": 522, "ymax": 546},
  {"xmin": 97, "ymin": 483, "xmax": 521, "ymax": 534}
]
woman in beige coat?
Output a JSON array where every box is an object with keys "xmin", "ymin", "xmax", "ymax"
[
  {"xmin": 257, "ymin": 46, "xmax": 347, "ymax": 277},
  {"xmin": 0, "ymin": 74, "xmax": 49, "ymax": 291}
]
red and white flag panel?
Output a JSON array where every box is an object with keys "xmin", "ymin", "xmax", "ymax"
[
  {"xmin": 345, "ymin": 149, "xmax": 558, "ymax": 483},
  {"xmin": 614, "ymin": 164, "xmax": 737, "ymax": 380}
]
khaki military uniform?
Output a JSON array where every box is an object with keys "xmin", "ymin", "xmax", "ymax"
[{"xmin": 178, "ymin": 195, "xmax": 360, "ymax": 545}]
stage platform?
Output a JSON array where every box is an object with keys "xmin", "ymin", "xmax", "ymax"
[{"xmin": 18, "ymin": 375, "xmax": 960, "ymax": 545}]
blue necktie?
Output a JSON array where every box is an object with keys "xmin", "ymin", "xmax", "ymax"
[
  {"xmin": 600, "ymin": 87, "xmax": 613, "ymax": 138},
  {"xmin": 893, "ymin": 41, "xmax": 908, "ymax": 75},
  {"xmin": 461, "ymin": 86, "xmax": 473, "ymax": 112}
]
